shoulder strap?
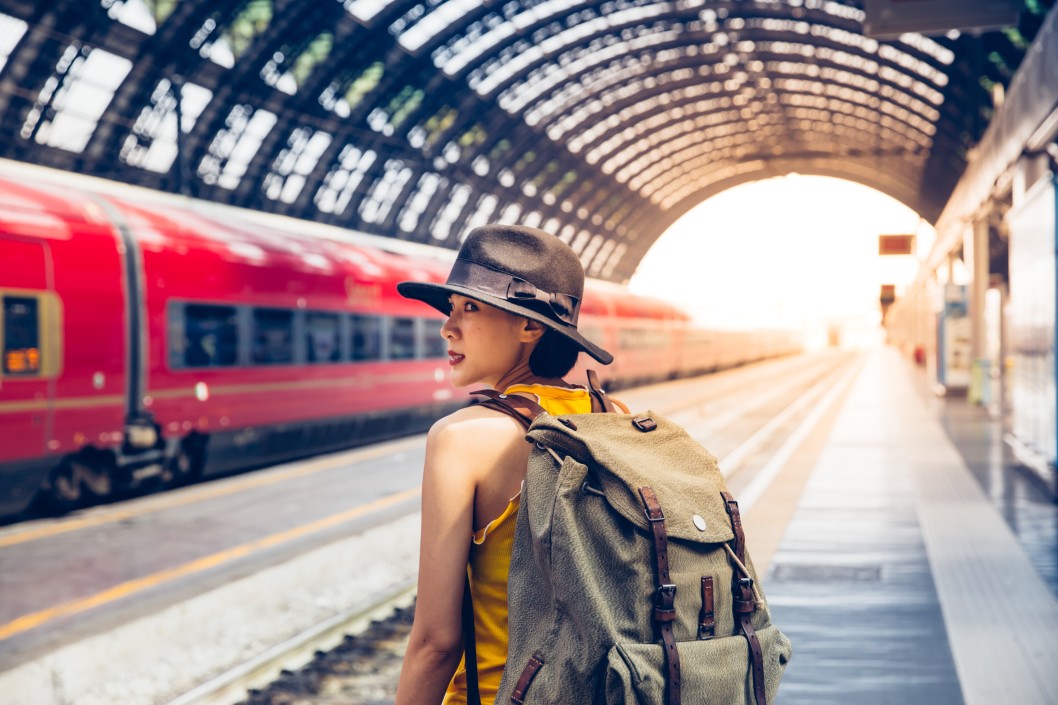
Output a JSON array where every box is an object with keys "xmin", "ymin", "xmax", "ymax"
[
  {"xmin": 463, "ymin": 572, "xmax": 481, "ymax": 705},
  {"xmin": 721, "ymin": 491, "xmax": 766, "ymax": 705},
  {"xmin": 586, "ymin": 370, "xmax": 617, "ymax": 413},
  {"xmin": 470, "ymin": 389, "xmax": 548, "ymax": 430},
  {"xmin": 638, "ymin": 486, "xmax": 681, "ymax": 705},
  {"xmin": 461, "ymin": 390, "xmax": 545, "ymax": 704}
]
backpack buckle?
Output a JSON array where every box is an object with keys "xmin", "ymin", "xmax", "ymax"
[
  {"xmin": 733, "ymin": 577, "xmax": 756, "ymax": 613},
  {"xmin": 632, "ymin": 415, "xmax": 657, "ymax": 432},
  {"xmin": 654, "ymin": 584, "xmax": 677, "ymax": 609},
  {"xmin": 653, "ymin": 584, "xmax": 677, "ymax": 622},
  {"xmin": 643, "ymin": 505, "xmax": 666, "ymax": 523}
]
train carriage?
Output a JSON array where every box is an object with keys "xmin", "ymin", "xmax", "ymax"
[{"xmin": 0, "ymin": 171, "xmax": 801, "ymax": 519}]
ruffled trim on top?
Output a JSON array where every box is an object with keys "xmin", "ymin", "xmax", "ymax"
[{"xmin": 473, "ymin": 492, "xmax": 520, "ymax": 544}]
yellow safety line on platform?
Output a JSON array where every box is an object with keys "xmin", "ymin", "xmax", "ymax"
[
  {"xmin": 0, "ymin": 485, "xmax": 422, "ymax": 642},
  {"xmin": 0, "ymin": 435, "xmax": 423, "ymax": 549}
]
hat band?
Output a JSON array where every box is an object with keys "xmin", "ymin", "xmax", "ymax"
[{"xmin": 447, "ymin": 258, "xmax": 581, "ymax": 326}]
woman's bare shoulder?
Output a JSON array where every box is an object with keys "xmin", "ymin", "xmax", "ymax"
[{"xmin": 426, "ymin": 404, "xmax": 527, "ymax": 465}]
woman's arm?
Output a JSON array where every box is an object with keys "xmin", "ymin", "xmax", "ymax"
[{"xmin": 395, "ymin": 411, "xmax": 509, "ymax": 705}]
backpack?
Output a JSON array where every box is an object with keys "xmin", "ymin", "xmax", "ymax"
[{"xmin": 470, "ymin": 374, "xmax": 792, "ymax": 705}]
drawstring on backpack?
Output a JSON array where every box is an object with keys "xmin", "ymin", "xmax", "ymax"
[{"xmin": 723, "ymin": 543, "xmax": 764, "ymax": 604}]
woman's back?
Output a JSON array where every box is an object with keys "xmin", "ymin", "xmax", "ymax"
[{"xmin": 443, "ymin": 384, "xmax": 593, "ymax": 705}]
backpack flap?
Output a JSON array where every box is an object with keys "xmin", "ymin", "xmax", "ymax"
[{"xmin": 527, "ymin": 412, "xmax": 735, "ymax": 545}]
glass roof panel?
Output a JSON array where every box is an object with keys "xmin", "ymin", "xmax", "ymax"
[
  {"xmin": 399, "ymin": 0, "xmax": 478, "ymax": 52},
  {"xmin": 458, "ymin": 193, "xmax": 499, "ymax": 241},
  {"xmin": 399, "ymin": 172, "xmax": 443, "ymax": 232},
  {"xmin": 496, "ymin": 27, "xmax": 682, "ymax": 107},
  {"xmin": 144, "ymin": 0, "xmax": 177, "ymax": 24},
  {"xmin": 343, "ymin": 0, "xmax": 399, "ymax": 23},
  {"xmin": 197, "ymin": 105, "xmax": 277, "ymax": 189},
  {"xmin": 440, "ymin": 0, "xmax": 593, "ymax": 75},
  {"xmin": 432, "ymin": 183, "xmax": 472, "ymax": 241},
  {"xmin": 264, "ymin": 128, "xmax": 333, "ymax": 204},
  {"xmin": 103, "ymin": 0, "xmax": 158, "ymax": 35},
  {"xmin": 121, "ymin": 79, "xmax": 212, "ymax": 173},
  {"xmin": 440, "ymin": 18, "xmax": 514, "ymax": 75},
  {"xmin": 360, "ymin": 159, "xmax": 413, "ymax": 223},
  {"xmin": 315, "ymin": 145, "xmax": 377, "ymax": 215},
  {"xmin": 201, "ymin": 0, "xmax": 273, "ymax": 69},
  {"xmin": 23, "ymin": 47, "xmax": 133, "ymax": 154},
  {"xmin": 474, "ymin": 6, "xmax": 678, "ymax": 97},
  {"xmin": 0, "ymin": 13, "xmax": 27, "ymax": 75},
  {"xmin": 899, "ymin": 32, "xmax": 955, "ymax": 65}
]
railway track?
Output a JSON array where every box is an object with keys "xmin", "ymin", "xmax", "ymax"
[
  {"xmin": 166, "ymin": 582, "xmax": 416, "ymax": 705},
  {"xmin": 238, "ymin": 603, "xmax": 416, "ymax": 705}
]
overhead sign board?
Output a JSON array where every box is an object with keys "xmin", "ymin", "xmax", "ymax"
[
  {"xmin": 862, "ymin": 0, "xmax": 1020, "ymax": 38},
  {"xmin": 878, "ymin": 234, "xmax": 915, "ymax": 256}
]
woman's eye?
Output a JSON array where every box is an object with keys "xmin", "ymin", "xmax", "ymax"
[{"xmin": 463, "ymin": 301, "xmax": 478, "ymax": 312}]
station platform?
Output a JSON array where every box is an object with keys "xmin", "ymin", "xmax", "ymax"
[
  {"xmin": 2, "ymin": 347, "xmax": 1057, "ymax": 705},
  {"xmin": 760, "ymin": 347, "xmax": 1058, "ymax": 705}
]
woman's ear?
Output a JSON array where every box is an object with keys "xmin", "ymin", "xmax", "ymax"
[{"xmin": 519, "ymin": 318, "xmax": 547, "ymax": 343}]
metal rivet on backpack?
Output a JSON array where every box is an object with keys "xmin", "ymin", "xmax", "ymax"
[{"xmin": 693, "ymin": 514, "xmax": 707, "ymax": 531}]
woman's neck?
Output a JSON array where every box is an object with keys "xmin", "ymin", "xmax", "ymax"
[{"xmin": 489, "ymin": 360, "xmax": 569, "ymax": 391}]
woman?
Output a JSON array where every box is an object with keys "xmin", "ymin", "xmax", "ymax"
[{"xmin": 393, "ymin": 224, "xmax": 613, "ymax": 705}]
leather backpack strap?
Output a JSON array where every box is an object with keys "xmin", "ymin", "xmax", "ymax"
[
  {"xmin": 462, "ymin": 572, "xmax": 481, "ymax": 705},
  {"xmin": 639, "ymin": 487, "xmax": 681, "ymax": 705},
  {"xmin": 721, "ymin": 491, "xmax": 766, "ymax": 705},
  {"xmin": 461, "ymin": 389, "xmax": 545, "ymax": 705},
  {"xmin": 470, "ymin": 389, "xmax": 548, "ymax": 429},
  {"xmin": 586, "ymin": 369, "xmax": 617, "ymax": 413}
]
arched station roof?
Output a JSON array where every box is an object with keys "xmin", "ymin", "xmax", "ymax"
[{"xmin": 0, "ymin": 0, "xmax": 1051, "ymax": 281}]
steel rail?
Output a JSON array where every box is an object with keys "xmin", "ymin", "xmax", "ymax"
[{"xmin": 164, "ymin": 578, "xmax": 417, "ymax": 705}]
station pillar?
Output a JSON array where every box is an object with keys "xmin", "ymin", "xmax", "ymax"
[{"xmin": 967, "ymin": 215, "xmax": 991, "ymax": 405}]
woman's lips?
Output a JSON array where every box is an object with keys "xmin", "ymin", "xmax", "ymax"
[{"xmin": 448, "ymin": 352, "xmax": 465, "ymax": 366}]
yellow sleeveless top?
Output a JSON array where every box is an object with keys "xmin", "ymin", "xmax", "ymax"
[{"xmin": 442, "ymin": 384, "xmax": 593, "ymax": 705}]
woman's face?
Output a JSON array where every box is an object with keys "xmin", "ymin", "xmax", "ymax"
[{"xmin": 441, "ymin": 294, "xmax": 530, "ymax": 388}]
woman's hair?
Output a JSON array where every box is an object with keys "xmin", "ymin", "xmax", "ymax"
[{"xmin": 529, "ymin": 327, "xmax": 580, "ymax": 378}]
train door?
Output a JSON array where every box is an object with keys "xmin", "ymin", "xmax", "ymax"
[{"xmin": 0, "ymin": 238, "xmax": 57, "ymax": 476}]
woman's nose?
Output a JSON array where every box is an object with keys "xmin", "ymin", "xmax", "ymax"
[{"xmin": 441, "ymin": 317, "xmax": 456, "ymax": 338}]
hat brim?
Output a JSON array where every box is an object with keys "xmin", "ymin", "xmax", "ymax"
[{"xmin": 397, "ymin": 281, "xmax": 613, "ymax": 365}]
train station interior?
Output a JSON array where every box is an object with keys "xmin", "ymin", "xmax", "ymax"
[{"xmin": 1, "ymin": 1, "xmax": 1057, "ymax": 704}]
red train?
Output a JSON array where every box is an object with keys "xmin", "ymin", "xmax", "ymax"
[{"xmin": 0, "ymin": 169, "xmax": 800, "ymax": 519}]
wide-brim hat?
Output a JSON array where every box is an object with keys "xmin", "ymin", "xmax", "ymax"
[{"xmin": 397, "ymin": 224, "xmax": 613, "ymax": 364}]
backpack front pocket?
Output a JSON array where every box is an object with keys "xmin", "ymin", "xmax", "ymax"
[{"xmin": 603, "ymin": 625, "xmax": 792, "ymax": 705}]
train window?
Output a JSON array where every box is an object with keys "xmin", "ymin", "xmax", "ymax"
[
  {"xmin": 252, "ymin": 309, "xmax": 294, "ymax": 365},
  {"xmin": 389, "ymin": 317, "xmax": 417, "ymax": 360},
  {"xmin": 421, "ymin": 318, "xmax": 447, "ymax": 358},
  {"xmin": 305, "ymin": 312, "xmax": 341, "ymax": 363},
  {"xmin": 350, "ymin": 315, "xmax": 382, "ymax": 362},
  {"xmin": 2, "ymin": 296, "xmax": 41, "ymax": 376},
  {"xmin": 182, "ymin": 304, "xmax": 238, "ymax": 367}
]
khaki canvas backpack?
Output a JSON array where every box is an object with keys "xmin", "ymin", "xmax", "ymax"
[{"xmin": 472, "ymin": 376, "xmax": 792, "ymax": 705}]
